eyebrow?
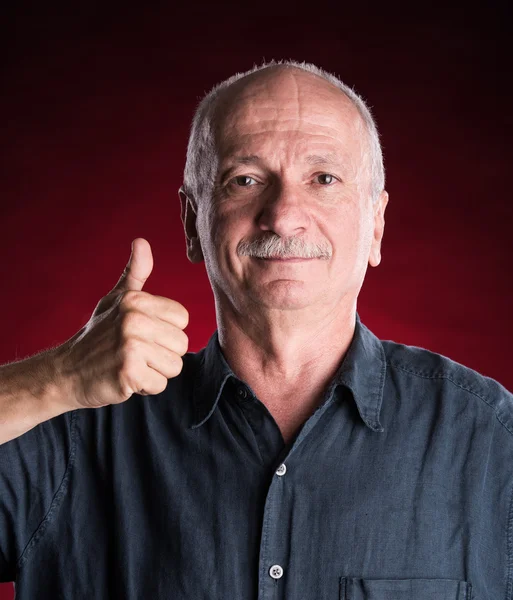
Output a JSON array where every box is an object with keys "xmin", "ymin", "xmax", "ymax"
[
  {"xmin": 227, "ymin": 155, "xmax": 260, "ymax": 165},
  {"xmin": 304, "ymin": 153, "xmax": 341, "ymax": 166}
]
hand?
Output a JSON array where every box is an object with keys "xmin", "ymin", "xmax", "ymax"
[{"xmin": 58, "ymin": 238, "xmax": 189, "ymax": 410}]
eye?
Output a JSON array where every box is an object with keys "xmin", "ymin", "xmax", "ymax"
[
  {"xmin": 315, "ymin": 173, "xmax": 338, "ymax": 185},
  {"xmin": 232, "ymin": 175, "xmax": 258, "ymax": 187}
]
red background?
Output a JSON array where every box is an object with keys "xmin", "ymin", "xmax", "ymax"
[{"xmin": 1, "ymin": 2, "xmax": 512, "ymax": 596}]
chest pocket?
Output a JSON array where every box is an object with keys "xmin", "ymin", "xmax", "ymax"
[{"xmin": 340, "ymin": 577, "xmax": 472, "ymax": 599}]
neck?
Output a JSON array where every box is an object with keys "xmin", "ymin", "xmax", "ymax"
[{"xmin": 216, "ymin": 297, "xmax": 357, "ymax": 403}]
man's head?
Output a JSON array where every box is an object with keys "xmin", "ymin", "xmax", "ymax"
[{"xmin": 179, "ymin": 60, "xmax": 388, "ymax": 317}]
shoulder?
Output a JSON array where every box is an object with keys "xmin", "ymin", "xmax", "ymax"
[{"xmin": 381, "ymin": 338, "xmax": 513, "ymax": 436}]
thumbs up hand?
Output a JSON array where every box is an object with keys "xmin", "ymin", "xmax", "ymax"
[{"xmin": 60, "ymin": 238, "xmax": 189, "ymax": 410}]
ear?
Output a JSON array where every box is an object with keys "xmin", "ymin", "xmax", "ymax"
[
  {"xmin": 368, "ymin": 190, "xmax": 389, "ymax": 268},
  {"xmin": 179, "ymin": 187, "xmax": 204, "ymax": 264}
]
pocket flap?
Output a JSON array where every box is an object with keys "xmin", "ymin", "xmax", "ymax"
[{"xmin": 340, "ymin": 577, "xmax": 471, "ymax": 599}]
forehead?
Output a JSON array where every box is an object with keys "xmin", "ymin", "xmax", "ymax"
[{"xmin": 213, "ymin": 68, "xmax": 365, "ymax": 158}]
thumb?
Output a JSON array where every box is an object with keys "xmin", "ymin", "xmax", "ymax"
[{"xmin": 112, "ymin": 238, "xmax": 154, "ymax": 293}]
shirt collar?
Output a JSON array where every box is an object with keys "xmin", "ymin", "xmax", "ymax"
[{"xmin": 190, "ymin": 311, "xmax": 386, "ymax": 432}]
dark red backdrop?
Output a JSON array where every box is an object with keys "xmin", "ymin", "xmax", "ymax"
[{"xmin": 1, "ymin": 2, "xmax": 512, "ymax": 596}]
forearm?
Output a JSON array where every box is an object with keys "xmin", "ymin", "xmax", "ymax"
[{"xmin": 0, "ymin": 344, "xmax": 76, "ymax": 445}]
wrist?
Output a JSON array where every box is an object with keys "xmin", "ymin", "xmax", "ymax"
[{"xmin": 45, "ymin": 339, "xmax": 83, "ymax": 415}]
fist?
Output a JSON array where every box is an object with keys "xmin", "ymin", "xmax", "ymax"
[{"xmin": 59, "ymin": 238, "xmax": 189, "ymax": 410}]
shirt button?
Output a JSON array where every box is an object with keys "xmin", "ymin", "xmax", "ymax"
[
  {"xmin": 269, "ymin": 564, "xmax": 284, "ymax": 579},
  {"xmin": 275, "ymin": 463, "xmax": 287, "ymax": 476},
  {"xmin": 237, "ymin": 387, "xmax": 248, "ymax": 400}
]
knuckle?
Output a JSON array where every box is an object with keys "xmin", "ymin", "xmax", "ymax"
[
  {"xmin": 118, "ymin": 365, "xmax": 138, "ymax": 397},
  {"xmin": 179, "ymin": 306, "xmax": 189, "ymax": 328},
  {"xmin": 120, "ymin": 311, "xmax": 145, "ymax": 337},
  {"xmin": 119, "ymin": 290, "xmax": 143, "ymax": 311},
  {"xmin": 118, "ymin": 379, "xmax": 134, "ymax": 400},
  {"xmin": 170, "ymin": 354, "xmax": 183, "ymax": 376},
  {"xmin": 119, "ymin": 316, "xmax": 132, "ymax": 338},
  {"xmin": 178, "ymin": 331, "xmax": 189, "ymax": 355},
  {"xmin": 138, "ymin": 371, "xmax": 168, "ymax": 396},
  {"xmin": 155, "ymin": 376, "xmax": 169, "ymax": 394},
  {"xmin": 121, "ymin": 337, "xmax": 144, "ymax": 359},
  {"xmin": 118, "ymin": 352, "xmax": 133, "ymax": 373},
  {"xmin": 168, "ymin": 300, "xmax": 189, "ymax": 329}
]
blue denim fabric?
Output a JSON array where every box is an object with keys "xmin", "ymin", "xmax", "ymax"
[{"xmin": 1, "ymin": 312, "xmax": 512, "ymax": 599}]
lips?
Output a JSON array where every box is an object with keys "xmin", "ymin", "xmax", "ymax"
[{"xmin": 259, "ymin": 257, "xmax": 315, "ymax": 262}]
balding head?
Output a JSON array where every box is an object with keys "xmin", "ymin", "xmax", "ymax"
[{"xmin": 182, "ymin": 60, "xmax": 385, "ymax": 206}]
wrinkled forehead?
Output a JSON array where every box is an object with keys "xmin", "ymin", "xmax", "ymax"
[{"xmin": 212, "ymin": 69, "xmax": 366, "ymax": 157}]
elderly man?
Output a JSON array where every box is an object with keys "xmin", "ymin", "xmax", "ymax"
[{"xmin": 0, "ymin": 60, "xmax": 512, "ymax": 599}]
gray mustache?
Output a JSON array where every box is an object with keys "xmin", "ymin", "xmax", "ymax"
[{"xmin": 237, "ymin": 235, "xmax": 332, "ymax": 259}]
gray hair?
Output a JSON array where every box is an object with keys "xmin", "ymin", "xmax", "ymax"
[{"xmin": 182, "ymin": 59, "xmax": 385, "ymax": 205}]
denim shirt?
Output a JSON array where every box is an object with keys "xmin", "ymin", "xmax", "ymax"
[{"xmin": 1, "ymin": 312, "xmax": 513, "ymax": 599}]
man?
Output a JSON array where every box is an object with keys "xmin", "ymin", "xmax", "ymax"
[{"xmin": 0, "ymin": 60, "xmax": 512, "ymax": 599}]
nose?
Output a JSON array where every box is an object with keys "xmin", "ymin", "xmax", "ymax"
[{"xmin": 256, "ymin": 181, "xmax": 311, "ymax": 237}]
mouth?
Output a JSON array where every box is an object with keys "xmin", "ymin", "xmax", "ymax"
[{"xmin": 257, "ymin": 257, "xmax": 316, "ymax": 262}]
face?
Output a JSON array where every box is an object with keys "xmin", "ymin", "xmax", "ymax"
[{"xmin": 180, "ymin": 68, "xmax": 388, "ymax": 317}]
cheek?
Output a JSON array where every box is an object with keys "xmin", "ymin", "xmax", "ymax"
[
  {"xmin": 198, "ymin": 205, "xmax": 227, "ymax": 254},
  {"xmin": 328, "ymin": 208, "xmax": 371, "ymax": 269},
  {"xmin": 200, "ymin": 208, "xmax": 249, "ymax": 270}
]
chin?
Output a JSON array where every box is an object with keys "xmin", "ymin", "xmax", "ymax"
[{"xmin": 249, "ymin": 281, "xmax": 318, "ymax": 310}]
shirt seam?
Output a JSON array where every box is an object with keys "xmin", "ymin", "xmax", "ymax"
[
  {"xmin": 15, "ymin": 409, "xmax": 78, "ymax": 572},
  {"xmin": 386, "ymin": 360, "xmax": 513, "ymax": 439},
  {"xmin": 506, "ymin": 476, "xmax": 513, "ymax": 600}
]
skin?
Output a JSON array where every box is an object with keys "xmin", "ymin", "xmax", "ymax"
[{"xmin": 179, "ymin": 67, "xmax": 389, "ymax": 444}]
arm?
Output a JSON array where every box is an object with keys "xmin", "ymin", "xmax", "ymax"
[{"xmin": 0, "ymin": 340, "xmax": 76, "ymax": 446}]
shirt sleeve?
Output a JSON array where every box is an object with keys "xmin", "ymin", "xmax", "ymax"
[{"xmin": 0, "ymin": 410, "xmax": 75, "ymax": 582}]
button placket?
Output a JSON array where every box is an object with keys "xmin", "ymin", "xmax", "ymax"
[{"xmin": 256, "ymin": 409, "xmax": 294, "ymax": 595}]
